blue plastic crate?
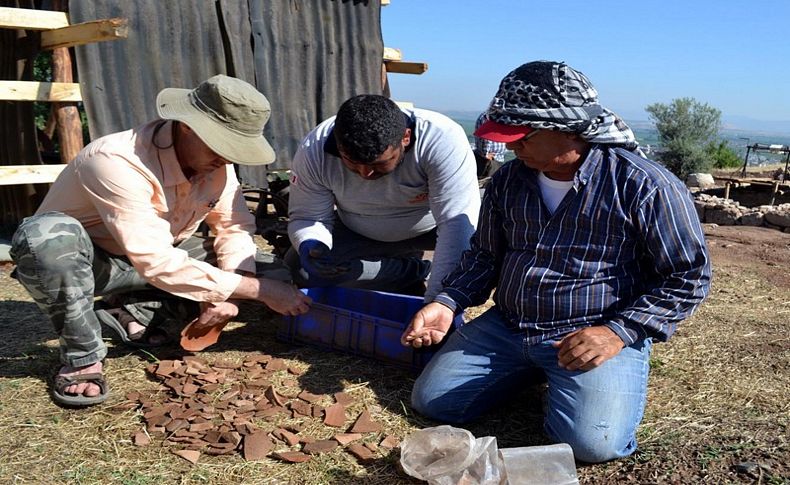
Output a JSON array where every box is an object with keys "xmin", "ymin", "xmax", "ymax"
[{"xmin": 277, "ymin": 287, "xmax": 462, "ymax": 371}]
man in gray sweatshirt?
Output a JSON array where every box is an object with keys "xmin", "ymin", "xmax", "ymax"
[{"xmin": 286, "ymin": 95, "xmax": 480, "ymax": 300}]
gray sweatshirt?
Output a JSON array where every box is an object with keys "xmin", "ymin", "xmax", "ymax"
[{"xmin": 288, "ymin": 107, "xmax": 480, "ymax": 299}]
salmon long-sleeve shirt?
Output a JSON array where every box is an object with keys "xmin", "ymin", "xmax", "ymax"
[{"xmin": 36, "ymin": 120, "xmax": 256, "ymax": 302}]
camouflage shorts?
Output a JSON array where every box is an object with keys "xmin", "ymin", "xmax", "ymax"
[{"xmin": 11, "ymin": 211, "xmax": 289, "ymax": 367}]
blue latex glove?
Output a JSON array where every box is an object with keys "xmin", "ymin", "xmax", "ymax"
[{"xmin": 298, "ymin": 240, "xmax": 350, "ymax": 279}]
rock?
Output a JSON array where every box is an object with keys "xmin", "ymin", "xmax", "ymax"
[
  {"xmin": 706, "ymin": 206, "xmax": 740, "ymax": 226},
  {"xmin": 693, "ymin": 201, "xmax": 707, "ymax": 221},
  {"xmin": 738, "ymin": 212, "xmax": 764, "ymax": 226},
  {"xmin": 764, "ymin": 210, "xmax": 790, "ymax": 228},
  {"xmin": 686, "ymin": 173, "xmax": 715, "ymax": 188}
]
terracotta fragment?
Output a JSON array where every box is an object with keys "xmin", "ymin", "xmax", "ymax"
[
  {"xmin": 243, "ymin": 431, "xmax": 274, "ymax": 461},
  {"xmin": 133, "ymin": 431, "xmax": 150, "ymax": 446},
  {"xmin": 323, "ymin": 403, "xmax": 347, "ymax": 427},
  {"xmin": 297, "ymin": 390, "xmax": 321, "ymax": 403},
  {"xmin": 379, "ymin": 435, "xmax": 400, "ymax": 449},
  {"xmin": 302, "ymin": 440, "xmax": 338, "ymax": 455},
  {"xmin": 289, "ymin": 400, "xmax": 312, "ymax": 417},
  {"xmin": 333, "ymin": 391, "xmax": 354, "ymax": 405},
  {"xmin": 125, "ymin": 391, "xmax": 141, "ymax": 401},
  {"xmin": 182, "ymin": 321, "xmax": 229, "ymax": 352},
  {"xmin": 349, "ymin": 410, "xmax": 382, "ymax": 433},
  {"xmin": 287, "ymin": 366, "xmax": 304, "ymax": 375},
  {"xmin": 264, "ymin": 385, "xmax": 287, "ymax": 407},
  {"xmin": 189, "ymin": 422, "xmax": 214, "ymax": 433},
  {"xmin": 347, "ymin": 443, "xmax": 376, "ymax": 463},
  {"xmin": 182, "ymin": 382, "xmax": 199, "ymax": 396},
  {"xmin": 172, "ymin": 449, "xmax": 201, "ymax": 464},
  {"xmin": 311, "ymin": 405, "xmax": 325, "ymax": 419},
  {"xmin": 364, "ymin": 442, "xmax": 379, "ymax": 453},
  {"xmin": 273, "ymin": 428, "xmax": 300, "ymax": 446},
  {"xmin": 274, "ymin": 451, "xmax": 311, "ymax": 463},
  {"xmin": 266, "ymin": 358, "xmax": 287, "ymax": 371},
  {"xmin": 333, "ymin": 433, "xmax": 363, "ymax": 446}
]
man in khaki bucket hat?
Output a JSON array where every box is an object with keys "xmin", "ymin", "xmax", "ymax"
[{"xmin": 10, "ymin": 75, "xmax": 311, "ymax": 407}]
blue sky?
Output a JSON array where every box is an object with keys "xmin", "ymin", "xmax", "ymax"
[{"xmin": 380, "ymin": 0, "xmax": 790, "ymax": 126}]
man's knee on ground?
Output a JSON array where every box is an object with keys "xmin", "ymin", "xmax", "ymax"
[
  {"xmin": 547, "ymin": 424, "xmax": 635, "ymax": 464},
  {"xmin": 410, "ymin": 377, "xmax": 473, "ymax": 425}
]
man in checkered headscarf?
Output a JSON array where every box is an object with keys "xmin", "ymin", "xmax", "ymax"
[
  {"xmin": 402, "ymin": 60, "xmax": 710, "ymax": 464},
  {"xmin": 478, "ymin": 60, "xmax": 641, "ymax": 152}
]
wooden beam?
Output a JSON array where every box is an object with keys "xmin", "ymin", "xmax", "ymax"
[
  {"xmin": 0, "ymin": 6, "xmax": 69, "ymax": 30},
  {"xmin": 0, "ymin": 81, "xmax": 82, "ymax": 102},
  {"xmin": 383, "ymin": 47, "xmax": 402, "ymax": 61},
  {"xmin": 0, "ymin": 165, "xmax": 66, "ymax": 186},
  {"xmin": 381, "ymin": 0, "xmax": 391, "ymax": 5},
  {"xmin": 41, "ymin": 18, "xmax": 128, "ymax": 50},
  {"xmin": 384, "ymin": 61, "xmax": 428, "ymax": 75}
]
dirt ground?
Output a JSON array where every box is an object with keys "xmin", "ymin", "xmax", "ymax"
[{"xmin": 0, "ymin": 225, "xmax": 788, "ymax": 484}]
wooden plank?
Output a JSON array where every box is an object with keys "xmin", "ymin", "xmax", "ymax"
[
  {"xmin": 0, "ymin": 6, "xmax": 69, "ymax": 30},
  {"xmin": 381, "ymin": 0, "xmax": 390, "ymax": 5},
  {"xmin": 383, "ymin": 47, "xmax": 402, "ymax": 61},
  {"xmin": 41, "ymin": 18, "xmax": 128, "ymax": 50},
  {"xmin": 0, "ymin": 81, "xmax": 82, "ymax": 102},
  {"xmin": 384, "ymin": 61, "xmax": 428, "ymax": 75},
  {"xmin": 0, "ymin": 165, "xmax": 66, "ymax": 186}
]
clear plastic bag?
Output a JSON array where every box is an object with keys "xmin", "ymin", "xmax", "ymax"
[
  {"xmin": 400, "ymin": 425, "xmax": 507, "ymax": 485},
  {"xmin": 400, "ymin": 426, "xmax": 579, "ymax": 485}
]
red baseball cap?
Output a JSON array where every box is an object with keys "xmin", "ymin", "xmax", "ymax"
[{"xmin": 474, "ymin": 119, "xmax": 535, "ymax": 143}]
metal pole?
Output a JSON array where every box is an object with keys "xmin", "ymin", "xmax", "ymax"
[
  {"xmin": 783, "ymin": 149, "xmax": 789, "ymax": 183},
  {"xmin": 740, "ymin": 146, "xmax": 752, "ymax": 177}
]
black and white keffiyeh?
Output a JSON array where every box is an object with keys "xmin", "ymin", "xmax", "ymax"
[{"xmin": 487, "ymin": 61, "xmax": 640, "ymax": 151}]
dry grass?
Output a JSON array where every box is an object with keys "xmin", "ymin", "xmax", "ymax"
[{"xmin": 1, "ymin": 228, "xmax": 789, "ymax": 484}]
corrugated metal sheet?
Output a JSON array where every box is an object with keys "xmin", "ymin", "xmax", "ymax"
[{"xmin": 69, "ymin": 0, "xmax": 384, "ymax": 186}]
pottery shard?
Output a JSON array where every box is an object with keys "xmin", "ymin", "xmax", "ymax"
[
  {"xmin": 311, "ymin": 405, "xmax": 325, "ymax": 419},
  {"xmin": 182, "ymin": 382, "xmax": 199, "ymax": 396},
  {"xmin": 380, "ymin": 435, "xmax": 400, "ymax": 449},
  {"xmin": 302, "ymin": 440, "xmax": 338, "ymax": 455},
  {"xmin": 364, "ymin": 442, "xmax": 379, "ymax": 453},
  {"xmin": 333, "ymin": 433, "xmax": 363, "ymax": 446},
  {"xmin": 264, "ymin": 385, "xmax": 287, "ymax": 407},
  {"xmin": 333, "ymin": 392, "xmax": 354, "ymax": 405},
  {"xmin": 323, "ymin": 403, "xmax": 347, "ymax": 427},
  {"xmin": 289, "ymin": 400, "xmax": 312, "ymax": 417},
  {"xmin": 243, "ymin": 431, "xmax": 274, "ymax": 461},
  {"xmin": 133, "ymin": 431, "xmax": 150, "ymax": 446},
  {"xmin": 349, "ymin": 410, "xmax": 382, "ymax": 433},
  {"xmin": 172, "ymin": 449, "xmax": 201, "ymax": 464},
  {"xmin": 156, "ymin": 360, "xmax": 181, "ymax": 377},
  {"xmin": 297, "ymin": 390, "xmax": 322, "ymax": 403},
  {"xmin": 189, "ymin": 422, "xmax": 214, "ymax": 433},
  {"xmin": 273, "ymin": 428, "xmax": 300, "ymax": 446},
  {"xmin": 125, "ymin": 391, "xmax": 141, "ymax": 401},
  {"xmin": 287, "ymin": 366, "xmax": 304, "ymax": 375},
  {"xmin": 274, "ymin": 451, "xmax": 311, "ymax": 463},
  {"xmin": 266, "ymin": 358, "xmax": 287, "ymax": 371},
  {"xmin": 347, "ymin": 443, "xmax": 376, "ymax": 463}
]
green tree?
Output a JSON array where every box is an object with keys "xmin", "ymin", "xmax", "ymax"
[
  {"xmin": 706, "ymin": 140, "xmax": 743, "ymax": 169},
  {"xmin": 645, "ymin": 97, "xmax": 721, "ymax": 179}
]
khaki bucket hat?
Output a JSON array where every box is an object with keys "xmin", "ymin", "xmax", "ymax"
[{"xmin": 156, "ymin": 74, "xmax": 275, "ymax": 165}]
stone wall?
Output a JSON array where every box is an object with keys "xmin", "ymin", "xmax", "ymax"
[{"xmin": 693, "ymin": 193, "xmax": 790, "ymax": 232}]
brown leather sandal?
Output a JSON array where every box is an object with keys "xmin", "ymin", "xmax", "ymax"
[{"xmin": 52, "ymin": 372, "xmax": 109, "ymax": 407}]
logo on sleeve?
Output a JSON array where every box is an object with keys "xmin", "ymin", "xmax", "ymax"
[{"xmin": 408, "ymin": 193, "xmax": 429, "ymax": 203}]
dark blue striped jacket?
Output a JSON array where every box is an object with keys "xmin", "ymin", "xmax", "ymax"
[{"xmin": 436, "ymin": 145, "xmax": 711, "ymax": 345}]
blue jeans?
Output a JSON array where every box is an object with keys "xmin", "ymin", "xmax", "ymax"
[{"xmin": 411, "ymin": 307, "xmax": 652, "ymax": 463}]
